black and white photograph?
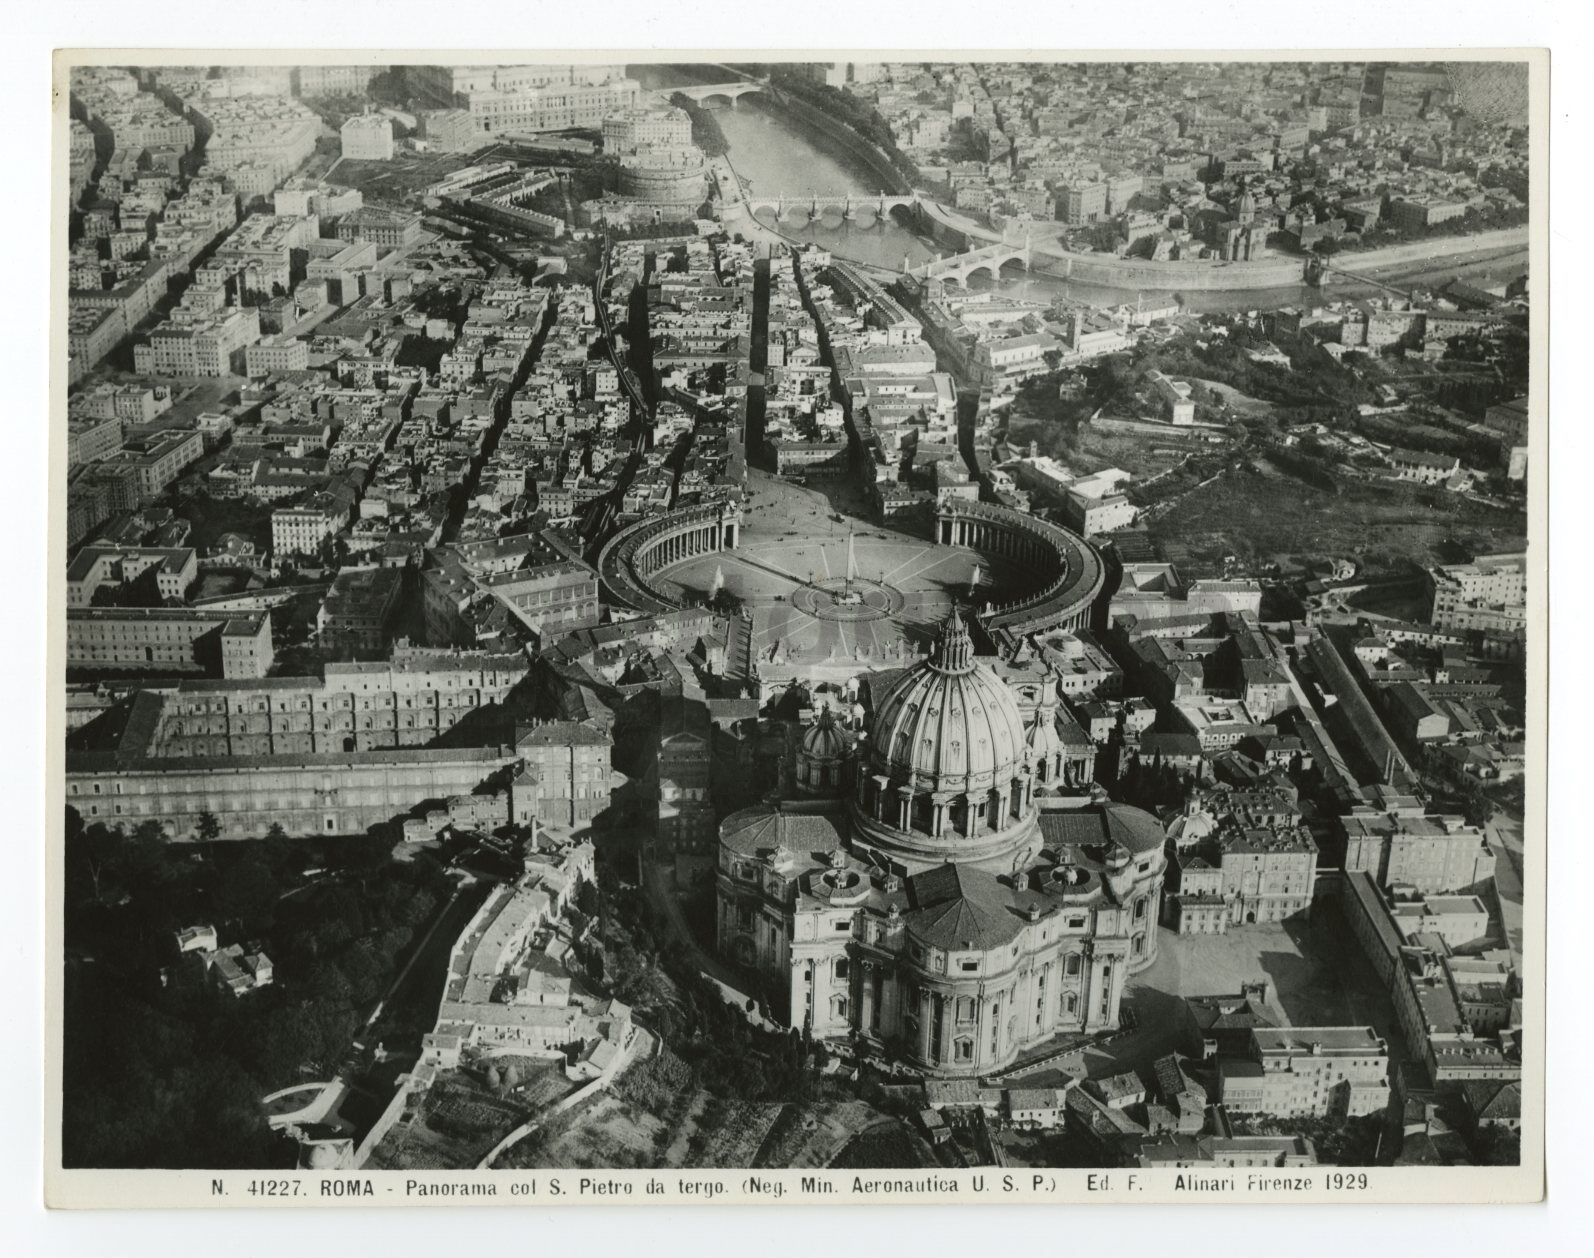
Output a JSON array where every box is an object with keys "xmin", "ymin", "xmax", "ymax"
[{"xmin": 42, "ymin": 45, "xmax": 1549, "ymax": 1209}]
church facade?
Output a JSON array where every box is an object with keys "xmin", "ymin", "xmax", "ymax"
[{"xmin": 715, "ymin": 612, "xmax": 1168, "ymax": 1078}]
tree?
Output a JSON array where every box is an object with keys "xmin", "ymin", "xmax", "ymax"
[
  {"xmin": 487, "ymin": 1060, "xmax": 522, "ymax": 1098},
  {"xmin": 303, "ymin": 961, "xmax": 356, "ymax": 1007},
  {"xmin": 114, "ymin": 824, "xmax": 177, "ymax": 901},
  {"xmin": 1471, "ymin": 1124, "xmax": 1521, "ymax": 1166},
  {"xmin": 377, "ymin": 925, "xmax": 414, "ymax": 959},
  {"xmin": 66, "ymin": 819, "xmax": 130, "ymax": 911},
  {"xmin": 265, "ymin": 821, "xmax": 289, "ymax": 842},
  {"xmin": 196, "ymin": 811, "xmax": 222, "ymax": 842},
  {"xmin": 1461, "ymin": 780, "xmax": 1498, "ymax": 828},
  {"xmin": 214, "ymin": 855, "xmax": 281, "ymax": 927},
  {"xmin": 336, "ymin": 939, "xmax": 389, "ymax": 1005}
]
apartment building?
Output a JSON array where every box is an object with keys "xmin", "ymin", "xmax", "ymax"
[{"xmin": 1219, "ymin": 1026, "xmax": 1390, "ymax": 1119}]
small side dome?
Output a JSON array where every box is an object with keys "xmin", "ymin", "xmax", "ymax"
[{"xmin": 801, "ymin": 706, "xmax": 849, "ymax": 762}]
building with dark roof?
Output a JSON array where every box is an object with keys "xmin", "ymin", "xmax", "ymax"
[
  {"xmin": 68, "ymin": 606, "xmax": 274, "ymax": 679},
  {"xmin": 1182, "ymin": 981, "xmax": 1282, "ymax": 1058},
  {"xmin": 318, "ymin": 565, "xmax": 405, "ymax": 659},
  {"xmin": 1458, "ymin": 1078, "xmax": 1521, "ymax": 1132}
]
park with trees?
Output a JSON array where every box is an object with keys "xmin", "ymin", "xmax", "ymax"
[{"xmin": 61, "ymin": 810, "xmax": 462, "ymax": 1168}]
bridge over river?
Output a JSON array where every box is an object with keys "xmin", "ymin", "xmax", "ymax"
[
  {"xmin": 670, "ymin": 80, "xmax": 768, "ymax": 107},
  {"xmin": 909, "ymin": 238, "xmax": 1035, "ymax": 285},
  {"xmin": 744, "ymin": 191, "xmax": 922, "ymax": 224}
]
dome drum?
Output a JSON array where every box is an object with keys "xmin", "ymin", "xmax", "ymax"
[{"xmin": 849, "ymin": 802, "xmax": 1041, "ymax": 877}]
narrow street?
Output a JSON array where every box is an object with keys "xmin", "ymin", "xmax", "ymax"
[
  {"xmin": 584, "ymin": 241, "xmax": 653, "ymax": 549},
  {"xmin": 437, "ymin": 287, "xmax": 557, "ymax": 544}
]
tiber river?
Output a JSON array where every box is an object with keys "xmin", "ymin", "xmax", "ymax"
[{"xmin": 631, "ymin": 65, "xmax": 1527, "ymax": 313}]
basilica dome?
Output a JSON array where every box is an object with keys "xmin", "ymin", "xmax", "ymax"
[{"xmin": 868, "ymin": 612, "xmax": 1029, "ymax": 791}]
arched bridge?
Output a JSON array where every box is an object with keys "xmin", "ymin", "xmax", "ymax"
[
  {"xmin": 744, "ymin": 191, "xmax": 922, "ymax": 223},
  {"xmin": 670, "ymin": 81, "xmax": 768, "ymax": 107},
  {"xmin": 911, "ymin": 239, "xmax": 1032, "ymax": 286}
]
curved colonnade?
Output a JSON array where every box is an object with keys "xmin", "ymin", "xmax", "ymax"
[
  {"xmin": 935, "ymin": 500, "xmax": 1105, "ymax": 640},
  {"xmin": 598, "ymin": 499, "xmax": 1103, "ymax": 643},
  {"xmin": 596, "ymin": 503, "xmax": 744, "ymax": 615}
]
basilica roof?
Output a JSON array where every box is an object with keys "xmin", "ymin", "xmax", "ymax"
[
  {"xmin": 719, "ymin": 805, "xmax": 845, "ymax": 863},
  {"xmin": 905, "ymin": 862, "xmax": 1033, "ymax": 950},
  {"xmin": 1036, "ymin": 803, "xmax": 1168, "ymax": 856}
]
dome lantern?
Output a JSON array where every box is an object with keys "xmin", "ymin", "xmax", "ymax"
[{"xmin": 930, "ymin": 609, "xmax": 975, "ymax": 674}]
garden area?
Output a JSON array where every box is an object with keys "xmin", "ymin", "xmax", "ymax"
[
  {"xmin": 60, "ymin": 821, "xmax": 465, "ymax": 1169},
  {"xmin": 1226, "ymin": 1113, "xmax": 1388, "ymax": 1166},
  {"xmin": 1127, "ymin": 324, "xmax": 1375, "ymax": 420},
  {"xmin": 829, "ymin": 1118, "xmax": 940, "ymax": 1169},
  {"xmin": 367, "ymin": 1058, "xmax": 574, "ymax": 1170},
  {"xmin": 499, "ymin": 1064, "xmax": 911, "ymax": 1170},
  {"xmin": 1144, "ymin": 463, "xmax": 1526, "ymax": 577},
  {"xmin": 496, "ymin": 1047, "xmax": 695, "ymax": 1170},
  {"xmin": 167, "ymin": 487, "xmax": 274, "ymax": 556}
]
